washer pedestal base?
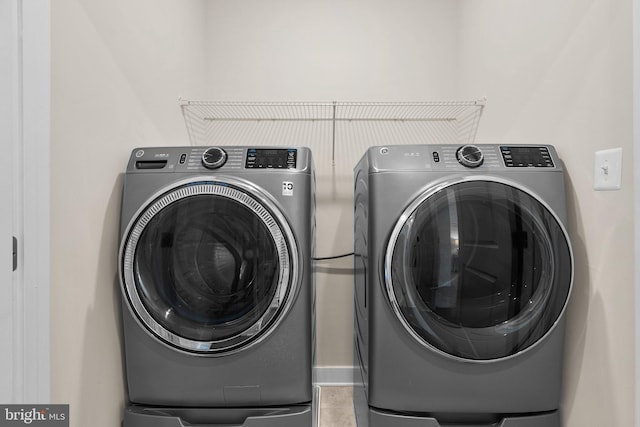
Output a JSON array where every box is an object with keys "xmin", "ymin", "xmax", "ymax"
[{"xmin": 123, "ymin": 404, "xmax": 312, "ymax": 427}]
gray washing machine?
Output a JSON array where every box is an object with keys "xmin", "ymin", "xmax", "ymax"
[
  {"xmin": 353, "ymin": 144, "xmax": 573, "ymax": 427},
  {"xmin": 118, "ymin": 146, "xmax": 314, "ymax": 427}
]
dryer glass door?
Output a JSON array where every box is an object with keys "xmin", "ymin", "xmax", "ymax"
[
  {"xmin": 121, "ymin": 180, "xmax": 296, "ymax": 354},
  {"xmin": 386, "ymin": 180, "xmax": 572, "ymax": 361}
]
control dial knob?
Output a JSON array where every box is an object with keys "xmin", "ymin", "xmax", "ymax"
[
  {"xmin": 201, "ymin": 147, "xmax": 227, "ymax": 169},
  {"xmin": 456, "ymin": 145, "xmax": 484, "ymax": 168}
]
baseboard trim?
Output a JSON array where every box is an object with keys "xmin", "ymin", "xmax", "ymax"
[{"xmin": 313, "ymin": 366, "xmax": 355, "ymax": 386}]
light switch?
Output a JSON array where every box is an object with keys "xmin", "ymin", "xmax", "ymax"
[{"xmin": 594, "ymin": 148, "xmax": 622, "ymax": 191}]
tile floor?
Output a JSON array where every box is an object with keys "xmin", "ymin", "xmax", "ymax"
[{"xmin": 317, "ymin": 386, "xmax": 356, "ymax": 427}]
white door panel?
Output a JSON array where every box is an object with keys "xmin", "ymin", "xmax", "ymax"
[
  {"xmin": 0, "ymin": 0, "xmax": 51, "ymax": 403},
  {"xmin": 0, "ymin": 0, "xmax": 19, "ymax": 403}
]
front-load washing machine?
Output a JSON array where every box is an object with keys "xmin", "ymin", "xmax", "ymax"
[
  {"xmin": 353, "ymin": 144, "xmax": 573, "ymax": 427},
  {"xmin": 118, "ymin": 146, "xmax": 314, "ymax": 427}
]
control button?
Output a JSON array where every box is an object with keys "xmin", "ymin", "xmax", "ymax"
[
  {"xmin": 432, "ymin": 152, "xmax": 440, "ymax": 163},
  {"xmin": 456, "ymin": 145, "xmax": 484, "ymax": 168},
  {"xmin": 179, "ymin": 153, "xmax": 187, "ymax": 165},
  {"xmin": 201, "ymin": 147, "xmax": 228, "ymax": 169}
]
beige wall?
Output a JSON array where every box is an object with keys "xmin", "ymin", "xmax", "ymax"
[{"xmin": 50, "ymin": 1, "xmax": 635, "ymax": 426}]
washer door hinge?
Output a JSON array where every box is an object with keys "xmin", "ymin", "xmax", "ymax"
[{"xmin": 12, "ymin": 236, "xmax": 17, "ymax": 271}]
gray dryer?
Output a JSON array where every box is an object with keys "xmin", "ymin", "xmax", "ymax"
[{"xmin": 353, "ymin": 144, "xmax": 573, "ymax": 427}]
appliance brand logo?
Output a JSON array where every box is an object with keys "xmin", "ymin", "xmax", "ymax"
[{"xmin": 0, "ymin": 406, "xmax": 68, "ymax": 426}]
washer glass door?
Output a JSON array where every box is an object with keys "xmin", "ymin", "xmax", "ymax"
[
  {"xmin": 386, "ymin": 179, "xmax": 572, "ymax": 361},
  {"xmin": 121, "ymin": 179, "xmax": 296, "ymax": 354}
]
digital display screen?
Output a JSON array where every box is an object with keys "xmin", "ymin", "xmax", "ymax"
[
  {"xmin": 245, "ymin": 148, "xmax": 297, "ymax": 169},
  {"xmin": 501, "ymin": 146, "xmax": 554, "ymax": 168}
]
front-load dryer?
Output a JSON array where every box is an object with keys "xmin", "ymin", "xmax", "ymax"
[
  {"xmin": 353, "ymin": 144, "xmax": 573, "ymax": 427},
  {"xmin": 118, "ymin": 146, "xmax": 314, "ymax": 427}
]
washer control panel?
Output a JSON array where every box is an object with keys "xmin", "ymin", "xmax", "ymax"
[
  {"xmin": 128, "ymin": 146, "xmax": 308, "ymax": 173},
  {"xmin": 245, "ymin": 148, "xmax": 297, "ymax": 169}
]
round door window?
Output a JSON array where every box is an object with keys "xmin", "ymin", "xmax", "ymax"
[
  {"xmin": 120, "ymin": 179, "xmax": 296, "ymax": 354},
  {"xmin": 385, "ymin": 179, "xmax": 572, "ymax": 361}
]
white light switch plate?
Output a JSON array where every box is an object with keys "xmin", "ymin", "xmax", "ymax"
[{"xmin": 594, "ymin": 148, "xmax": 622, "ymax": 191}]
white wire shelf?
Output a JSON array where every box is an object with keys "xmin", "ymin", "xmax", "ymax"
[{"xmin": 179, "ymin": 99, "xmax": 485, "ymax": 168}]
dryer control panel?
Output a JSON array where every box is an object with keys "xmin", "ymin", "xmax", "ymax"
[
  {"xmin": 368, "ymin": 144, "xmax": 560, "ymax": 172},
  {"xmin": 499, "ymin": 146, "xmax": 555, "ymax": 168}
]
